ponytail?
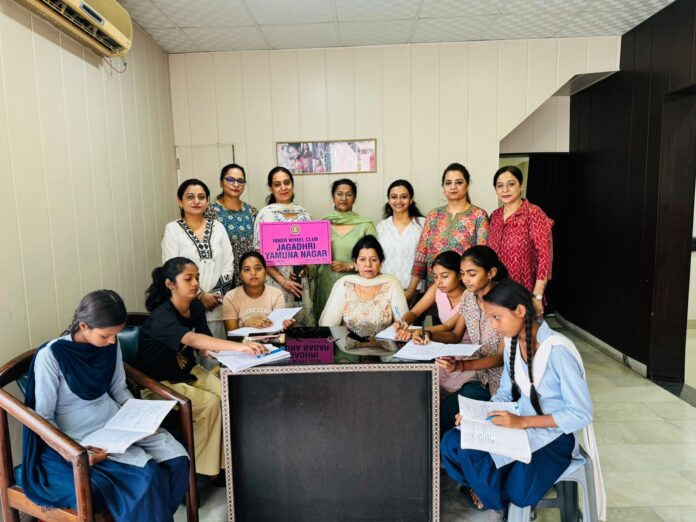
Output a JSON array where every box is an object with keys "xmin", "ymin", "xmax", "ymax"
[{"xmin": 145, "ymin": 257, "xmax": 197, "ymax": 312}]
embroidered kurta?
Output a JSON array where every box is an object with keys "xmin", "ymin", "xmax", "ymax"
[
  {"xmin": 376, "ymin": 216, "xmax": 425, "ymax": 290},
  {"xmin": 488, "ymin": 199, "xmax": 553, "ymax": 292},
  {"xmin": 161, "ymin": 218, "xmax": 234, "ymax": 333},
  {"xmin": 412, "ymin": 206, "xmax": 489, "ymax": 286},
  {"xmin": 210, "ymin": 200, "xmax": 258, "ymax": 287}
]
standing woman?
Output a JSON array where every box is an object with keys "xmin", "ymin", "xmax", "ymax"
[
  {"xmin": 209, "ymin": 163, "xmax": 258, "ymax": 287},
  {"xmin": 253, "ymin": 167, "xmax": 316, "ymax": 326},
  {"xmin": 314, "ymin": 179, "xmax": 377, "ymax": 319},
  {"xmin": 162, "ymin": 179, "xmax": 234, "ymax": 339},
  {"xmin": 22, "ymin": 290, "xmax": 189, "ymax": 522},
  {"xmin": 488, "ymin": 165, "xmax": 553, "ymax": 316},
  {"xmin": 406, "ymin": 163, "xmax": 489, "ymax": 301},
  {"xmin": 376, "ymin": 179, "xmax": 425, "ymax": 304}
]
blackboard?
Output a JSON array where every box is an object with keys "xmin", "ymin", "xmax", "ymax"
[{"xmin": 226, "ymin": 368, "xmax": 435, "ymax": 521}]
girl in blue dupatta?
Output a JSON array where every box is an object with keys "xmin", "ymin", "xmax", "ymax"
[
  {"xmin": 440, "ymin": 279, "xmax": 602, "ymax": 517},
  {"xmin": 22, "ymin": 290, "xmax": 189, "ymax": 522}
]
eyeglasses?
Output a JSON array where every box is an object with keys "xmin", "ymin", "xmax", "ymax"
[
  {"xmin": 443, "ymin": 180, "xmax": 466, "ymax": 188},
  {"xmin": 224, "ymin": 176, "xmax": 247, "ymax": 185}
]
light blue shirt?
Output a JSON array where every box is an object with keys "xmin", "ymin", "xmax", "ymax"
[{"xmin": 490, "ymin": 322, "xmax": 593, "ymax": 468}]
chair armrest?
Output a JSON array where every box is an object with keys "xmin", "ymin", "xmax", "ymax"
[
  {"xmin": 123, "ymin": 364, "xmax": 189, "ymax": 405},
  {"xmin": 0, "ymin": 389, "xmax": 85, "ymax": 464}
]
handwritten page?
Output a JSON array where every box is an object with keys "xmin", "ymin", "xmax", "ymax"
[
  {"xmin": 392, "ymin": 340, "xmax": 480, "ymax": 360},
  {"xmin": 213, "ymin": 345, "xmax": 291, "ymax": 373},
  {"xmin": 227, "ymin": 307, "xmax": 302, "ymax": 336},
  {"xmin": 457, "ymin": 396, "xmax": 531, "ymax": 463},
  {"xmin": 80, "ymin": 399, "xmax": 176, "ymax": 454}
]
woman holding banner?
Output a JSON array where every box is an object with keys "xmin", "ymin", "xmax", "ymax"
[
  {"xmin": 253, "ymin": 167, "xmax": 316, "ymax": 326},
  {"xmin": 314, "ymin": 179, "xmax": 377, "ymax": 320}
]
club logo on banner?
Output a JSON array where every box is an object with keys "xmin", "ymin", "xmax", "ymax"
[{"xmin": 258, "ymin": 220, "xmax": 332, "ymax": 266}]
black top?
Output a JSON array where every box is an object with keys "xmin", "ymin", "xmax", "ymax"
[{"xmin": 136, "ymin": 300, "xmax": 211, "ymax": 382}]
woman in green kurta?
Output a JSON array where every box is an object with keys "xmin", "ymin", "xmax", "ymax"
[{"xmin": 314, "ymin": 179, "xmax": 377, "ymax": 320}]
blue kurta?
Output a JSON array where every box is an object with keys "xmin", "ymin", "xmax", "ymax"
[{"xmin": 441, "ymin": 322, "xmax": 593, "ymax": 510}]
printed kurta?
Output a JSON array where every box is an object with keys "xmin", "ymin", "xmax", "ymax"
[
  {"xmin": 412, "ymin": 206, "xmax": 489, "ymax": 286},
  {"xmin": 210, "ymin": 200, "xmax": 258, "ymax": 287},
  {"xmin": 488, "ymin": 199, "xmax": 553, "ymax": 292}
]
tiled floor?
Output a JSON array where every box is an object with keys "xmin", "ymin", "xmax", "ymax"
[{"xmin": 177, "ymin": 323, "xmax": 696, "ymax": 521}]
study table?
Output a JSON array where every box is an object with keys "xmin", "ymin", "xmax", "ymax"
[{"xmin": 221, "ymin": 327, "xmax": 441, "ymax": 521}]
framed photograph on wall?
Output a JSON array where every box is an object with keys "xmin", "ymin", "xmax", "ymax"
[{"xmin": 276, "ymin": 139, "xmax": 377, "ymax": 175}]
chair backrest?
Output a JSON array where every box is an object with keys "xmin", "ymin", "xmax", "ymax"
[{"xmin": 117, "ymin": 327, "xmax": 141, "ymax": 366}]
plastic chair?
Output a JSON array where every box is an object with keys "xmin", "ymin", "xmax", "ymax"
[
  {"xmin": 507, "ymin": 446, "xmax": 597, "ymax": 522},
  {"xmin": 0, "ymin": 349, "xmax": 199, "ymax": 522}
]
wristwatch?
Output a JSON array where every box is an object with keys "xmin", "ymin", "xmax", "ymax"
[{"xmin": 533, "ymin": 294, "xmax": 543, "ymax": 301}]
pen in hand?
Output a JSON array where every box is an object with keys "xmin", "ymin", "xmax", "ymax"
[{"xmin": 256, "ymin": 347, "xmax": 283, "ymax": 359}]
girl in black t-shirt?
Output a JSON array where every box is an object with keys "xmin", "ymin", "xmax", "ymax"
[{"xmin": 136, "ymin": 257, "xmax": 266, "ymax": 480}]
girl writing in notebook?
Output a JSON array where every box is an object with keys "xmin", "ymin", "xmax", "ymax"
[
  {"xmin": 22, "ymin": 290, "xmax": 189, "ymax": 522},
  {"xmin": 135, "ymin": 257, "xmax": 267, "ymax": 483},
  {"xmin": 222, "ymin": 251, "xmax": 296, "ymax": 332},
  {"xmin": 441, "ymin": 278, "xmax": 597, "ymax": 514}
]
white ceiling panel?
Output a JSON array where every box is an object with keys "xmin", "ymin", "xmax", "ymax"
[
  {"xmin": 245, "ymin": 0, "xmax": 335, "ymax": 25},
  {"xmin": 336, "ymin": 0, "xmax": 421, "ymax": 22},
  {"xmin": 340, "ymin": 20, "xmax": 415, "ymax": 47},
  {"xmin": 261, "ymin": 23, "xmax": 340, "ymax": 49},
  {"xmin": 125, "ymin": 0, "xmax": 676, "ymax": 53},
  {"xmin": 182, "ymin": 26, "xmax": 270, "ymax": 52},
  {"xmin": 153, "ymin": 0, "xmax": 254, "ymax": 28},
  {"xmin": 419, "ymin": 0, "xmax": 506, "ymax": 18},
  {"xmin": 412, "ymin": 15, "xmax": 495, "ymax": 43}
]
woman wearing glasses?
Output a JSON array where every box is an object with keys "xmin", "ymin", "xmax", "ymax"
[
  {"xmin": 209, "ymin": 164, "xmax": 258, "ymax": 286},
  {"xmin": 161, "ymin": 179, "xmax": 234, "ymax": 339},
  {"xmin": 405, "ymin": 163, "xmax": 489, "ymax": 305}
]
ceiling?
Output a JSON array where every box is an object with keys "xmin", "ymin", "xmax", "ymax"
[{"xmin": 121, "ymin": 0, "xmax": 674, "ymax": 54}]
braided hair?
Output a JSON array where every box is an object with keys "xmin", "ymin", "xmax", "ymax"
[
  {"xmin": 62, "ymin": 290, "xmax": 127, "ymax": 335},
  {"xmin": 483, "ymin": 279, "xmax": 543, "ymax": 415}
]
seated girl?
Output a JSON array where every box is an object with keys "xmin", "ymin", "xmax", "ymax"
[
  {"xmin": 441, "ymin": 279, "xmax": 598, "ymax": 514},
  {"xmin": 319, "ymin": 235, "xmax": 408, "ymax": 343},
  {"xmin": 393, "ymin": 250, "xmax": 465, "ymax": 332},
  {"xmin": 400, "ymin": 246, "xmax": 507, "ymax": 432},
  {"xmin": 135, "ymin": 257, "xmax": 266, "ymax": 482},
  {"xmin": 222, "ymin": 252, "xmax": 295, "ymax": 332},
  {"xmin": 22, "ymin": 290, "xmax": 189, "ymax": 522}
]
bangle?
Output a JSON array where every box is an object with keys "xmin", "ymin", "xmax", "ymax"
[{"xmin": 533, "ymin": 294, "xmax": 543, "ymax": 301}]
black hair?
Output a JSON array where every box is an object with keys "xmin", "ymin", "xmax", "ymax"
[
  {"xmin": 177, "ymin": 178, "xmax": 210, "ymax": 218},
  {"xmin": 145, "ymin": 257, "xmax": 198, "ymax": 312},
  {"xmin": 331, "ymin": 178, "xmax": 357, "ymax": 197},
  {"xmin": 483, "ymin": 279, "xmax": 543, "ymax": 415},
  {"xmin": 266, "ymin": 166, "xmax": 294, "ymax": 204},
  {"xmin": 493, "ymin": 165, "xmax": 524, "ymax": 187},
  {"xmin": 351, "ymin": 234, "xmax": 385, "ymax": 262},
  {"xmin": 441, "ymin": 163, "xmax": 472, "ymax": 203},
  {"xmin": 62, "ymin": 290, "xmax": 127, "ymax": 335},
  {"xmin": 239, "ymin": 251, "xmax": 267, "ymax": 270},
  {"xmin": 383, "ymin": 179, "xmax": 424, "ymax": 219},
  {"xmin": 217, "ymin": 163, "xmax": 247, "ymax": 198},
  {"xmin": 431, "ymin": 250, "xmax": 461, "ymax": 273},
  {"xmin": 461, "ymin": 245, "xmax": 509, "ymax": 282}
]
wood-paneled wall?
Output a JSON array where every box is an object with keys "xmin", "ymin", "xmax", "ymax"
[
  {"xmin": 169, "ymin": 37, "xmax": 619, "ymax": 221},
  {"xmin": 0, "ymin": 0, "xmax": 177, "ymax": 357},
  {"xmin": 562, "ymin": 0, "xmax": 696, "ymax": 380}
]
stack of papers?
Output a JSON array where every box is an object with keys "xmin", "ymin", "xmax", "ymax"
[
  {"xmin": 227, "ymin": 307, "xmax": 302, "ymax": 336},
  {"xmin": 457, "ymin": 396, "xmax": 531, "ymax": 463},
  {"xmin": 80, "ymin": 399, "xmax": 177, "ymax": 454},
  {"xmin": 392, "ymin": 340, "xmax": 480, "ymax": 360},
  {"xmin": 375, "ymin": 325, "xmax": 417, "ymax": 341},
  {"xmin": 213, "ymin": 345, "xmax": 291, "ymax": 373}
]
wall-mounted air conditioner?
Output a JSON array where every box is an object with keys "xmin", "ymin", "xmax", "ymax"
[{"xmin": 14, "ymin": 0, "xmax": 132, "ymax": 57}]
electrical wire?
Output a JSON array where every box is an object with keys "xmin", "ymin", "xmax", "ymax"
[{"xmin": 102, "ymin": 56, "xmax": 127, "ymax": 74}]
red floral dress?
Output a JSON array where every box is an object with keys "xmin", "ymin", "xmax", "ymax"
[{"xmin": 488, "ymin": 199, "xmax": 553, "ymax": 292}]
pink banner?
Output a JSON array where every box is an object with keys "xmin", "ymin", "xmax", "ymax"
[
  {"xmin": 258, "ymin": 220, "xmax": 332, "ymax": 266},
  {"xmin": 285, "ymin": 338, "xmax": 334, "ymax": 364}
]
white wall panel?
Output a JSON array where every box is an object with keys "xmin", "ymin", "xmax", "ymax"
[{"xmin": 170, "ymin": 36, "xmax": 619, "ymax": 223}]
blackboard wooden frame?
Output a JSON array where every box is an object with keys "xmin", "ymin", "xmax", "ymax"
[{"xmin": 221, "ymin": 363, "xmax": 440, "ymax": 521}]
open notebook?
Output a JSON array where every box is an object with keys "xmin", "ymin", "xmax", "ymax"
[
  {"xmin": 80, "ymin": 399, "xmax": 177, "ymax": 454},
  {"xmin": 213, "ymin": 345, "xmax": 291, "ymax": 373},
  {"xmin": 227, "ymin": 307, "xmax": 302, "ymax": 337}
]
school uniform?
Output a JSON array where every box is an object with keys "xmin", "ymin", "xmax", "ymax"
[
  {"xmin": 23, "ymin": 336, "xmax": 188, "ymax": 522},
  {"xmin": 136, "ymin": 299, "xmax": 223, "ymax": 476},
  {"xmin": 441, "ymin": 322, "xmax": 604, "ymax": 515}
]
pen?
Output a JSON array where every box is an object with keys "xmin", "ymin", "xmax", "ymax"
[
  {"xmin": 485, "ymin": 415, "xmax": 495, "ymax": 421},
  {"xmin": 394, "ymin": 305, "xmax": 402, "ymax": 322},
  {"xmin": 257, "ymin": 348, "xmax": 283, "ymax": 358}
]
